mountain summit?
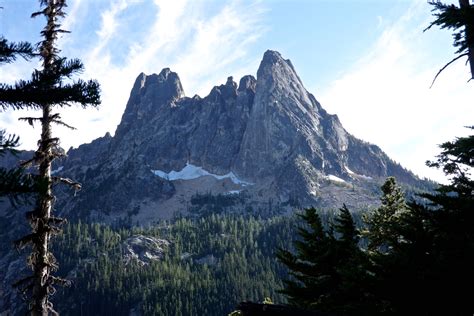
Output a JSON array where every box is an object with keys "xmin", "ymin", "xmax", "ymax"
[{"xmin": 53, "ymin": 50, "xmax": 422, "ymax": 222}]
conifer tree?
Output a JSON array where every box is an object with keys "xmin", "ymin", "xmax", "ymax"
[
  {"xmin": 425, "ymin": 0, "xmax": 474, "ymax": 85},
  {"xmin": 364, "ymin": 177, "xmax": 408, "ymax": 253},
  {"xmin": 330, "ymin": 205, "xmax": 375, "ymax": 315},
  {"xmin": 276, "ymin": 207, "xmax": 330, "ymax": 309},
  {"xmin": 363, "ymin": 135, "xmax": 474, "ymax": 314},
  {"xmin": 366, "ymin": 178, "xmax": 434, "ymax": 315},
  {"xmin": 421, "ymin": 127, "xmax": 474, "ymax": 314},
  {"xmin": 0, "ymin": 1, "xmax": 101, "ymax": 314},
  {"xmin": 277, "ymin": 206, "xmax": 373, "ymax": 315},
  {"xmin": 333, "ymin": 204, "xmax": 358, "ymax": 245}
]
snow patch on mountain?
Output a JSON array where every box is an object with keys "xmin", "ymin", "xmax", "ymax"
[
  {"xmin": 345, "ymin": 165, "xmax": 373, "ymax": 180},
  {"xmin": 151, "ymin": 163, "xmax": 253, "ymax": 186},
  {"xmin": 224, "ymin": 190, "xmax": 242, "ymax": 195},
  {"xmin": 325, "ymin": 174, "xmax": 346, "ymax": 183},
  {"xmin": 51, "ymin": 166, "xmax": 63, "ymax": 175},
  {"xmin": 345, "ymin": 166, "xmax": 355, "ymax": 175}
]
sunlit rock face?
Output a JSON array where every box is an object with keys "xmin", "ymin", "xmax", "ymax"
[
  {"xmin": 49, "ymin": 50, "xmax": 423, "ymax": 222},
  {"xmin": 122, "ymin": 235, "xmax": 170, "ymax": 265}
]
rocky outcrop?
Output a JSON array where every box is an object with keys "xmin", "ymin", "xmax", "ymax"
[{"xmin": 122, "ymin": 235, "xmax": 170, "ymax": 265}]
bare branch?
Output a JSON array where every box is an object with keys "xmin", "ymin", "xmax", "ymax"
[
  {"xmin": 48, "ymin": 216, "xmax": 66, "ymax": 226},
  {"xmin": 50, "ymin": 276, "xmax": 71, "ymax": 287},
  {"xmin": 20, "ymin": 158, "xmax": 36, "ymax": 169},
  {"xmin": 12, "ymin": 275, "xmax": 35, "ymax": 289},
  {"xmin": 52, "ymin": 176, "xmax": 82, "ymax": 190},
  {"xmin": 51, "ymin": 119, "xmax": 76, "ymax": 130},
  {"xmin": 14, "ymin": 233, "xmax": 39, "ymax": 250},
  {"xmin": 19, "ymin": 117, "xmax": 43, "ymax": 127},
  {"xmin": 430, "ymin": 52, "xmax": 468, "ymax": 88}
]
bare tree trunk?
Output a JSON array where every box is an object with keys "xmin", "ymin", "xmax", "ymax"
[
  {"xmin": 31, "ymin": 104, "xmax": 53, "ymax": 316},
  {"xmin": 31, "ymin": 1, "xmax": 57, "ymax": 314},
  {"xmin": 460, "ymin": 0, "xmax": 474, "ymax": 79}
]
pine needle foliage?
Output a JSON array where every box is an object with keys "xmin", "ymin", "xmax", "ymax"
[
  {"xmin": 425, "ymin": 0, "xmax": 474, "ymax": 85},
  {"xmin": 0, "ymin": 36, "xmax": 35, "ymax": 64},
  {"xmin": 0, "ymin": 130, "xmax": 35, "ymax": 206},
  {"xmin": 363, "ymin": 177, "xmax": 409, "ymax": 253},
  {"xmin": 0, "ymin": 20, "xmax": 36, "ymax": 208}
]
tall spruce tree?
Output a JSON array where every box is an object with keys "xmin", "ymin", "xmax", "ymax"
[
  {"xmin": 276, "ymin": 207, "xmax": 330, "ymax": 309},
  {"xmin": 425, "ymin": 0, "xmax": 474, "ymax": 85},
  {"xmin": 420, "ymin": 127, "xmax": 474, "ymax": 314},
  {"xmin": 364, "ymin": 177, "xmax": 434, "ymax": 315},
  {"xmin": 363, "ymin": 177, "xmax": 409, "ymax": 253},
  {"xmin": 362, "ymin": 134, "xmax": 474, "ymax": 315},
  {"xmin": 277, "ymin": 206, "xmax": 373, "ymax": 315},
  {"xmin": 0, "ymin": 1, "xmax": 101, "ymax": 315}
]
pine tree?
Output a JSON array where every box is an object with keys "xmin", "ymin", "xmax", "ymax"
[
  {"xmin": 277, "ymin": 206, "xmax": 373, "ymax": 314},
  {"xmin": 1, "ymin": 1, "xmax": 101, "ymax": 314},
  {"xmin": 369, "ymin": 200, "xmax": 434, "ymax": 315},
  {"xmin": 363, "ymin": 133, "xmax": 474, "ymax": 315},
  {"xmin": 425, "ymin": 0, "xmax": 474, "ymax": 85},
  {"xmin": 276, "ymin": 207, "xmax": 330, "ymax": 309},
  {"xmin": 333, "ymin": 204, "xmax": 358, "ymax": 245},
  {"xmin": 330, "ymin": 205, "xmax": 375, "ymax": 315},
  {"xmin": 421, "ymin": 127, "xmax": 474, "ymax": 314},
  {"xmin": 364, "ymin": 177, "xmax": 408, "ymax": 253}
]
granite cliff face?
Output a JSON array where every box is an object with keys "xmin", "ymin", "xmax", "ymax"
[{"xmin": 49, "ymin": 50, "xmax": 421, "ymax": 223}]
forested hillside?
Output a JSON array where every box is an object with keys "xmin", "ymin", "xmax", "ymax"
[{"xmin": 44, "ymin": 213, "xmax": 334, "ymax": 315}]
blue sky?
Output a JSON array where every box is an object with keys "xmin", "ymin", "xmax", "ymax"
[{"xmin": 0, "ymin": 0, "xmax": 473, "ymax": 183}]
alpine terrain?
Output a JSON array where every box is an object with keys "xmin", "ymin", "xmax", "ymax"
[
  {"xmin": 45, "ymin": 50, "xmax": 425, "ymax": 223},
  {"xmin": 0, "ymin": 50, "xmax": 431, "ymax": 314}
]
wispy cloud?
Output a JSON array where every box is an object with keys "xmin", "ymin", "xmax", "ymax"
[
  {"xmin": 172, "ymin": 0, "xmax": 267, "ymax": 95},
  {"xmin": 91, "ymin": 0, "xmax": 143, "ymax": 58},
  {"xmin": 61, "ymin": 0, "xmax": 84, "ymax": 32},
  {"xmin": 1, "ymin": 0, "xmax": 267, "ymax": 152},
  {"xmin": 318, "ymin": 1, "xmax": 473, "ymax": 182}
]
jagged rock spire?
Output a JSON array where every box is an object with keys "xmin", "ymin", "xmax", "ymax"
[{"xmin": 115, "ymin": 69, "xmax": 184, "ymax": 139}]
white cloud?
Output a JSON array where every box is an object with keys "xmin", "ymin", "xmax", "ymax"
[
  {"xmin": 94, "ymin": 0, "xmax": 143, "ymax": 53},
  {"xmin": 172, "ymin": 0, "xmax": 267, "ymax": 96},
  {"xmin": 61, "ymin": 0, "xmax": 83, "ymax": 31},
  {"xmin": 318, "ymin": 1, "xmax": 473, "ymax": 183},
  {"xmin": 1, "ymin": 0, "xmax": 266, "ymax": 152}
]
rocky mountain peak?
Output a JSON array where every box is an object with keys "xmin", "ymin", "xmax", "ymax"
[
  {"xmin": 238, "ymin": 75, "xmax": 256, "ymax": 92},
  {"xmin": 234, "ymin": 51, "xmax": 325, "ymax": 180},
  {"xmin": 257, "ymin": 50, "xmax": 297, "ymax": 79},
  {"xmin": 259, "ymin": 50, "xmax": 285, "ymax": 67},
  {"xmin": 45, "ymin": 50, "xmax": 424, "ymax": 224},
  {"xmin": 115, "ymin": 69, "xmax": 184, "ymax": 139},
  {"xmin": 149, "ymin": 68, "xmax": 185, "ymax": 101},
  {"xmin": 221, "ymin": 76, "xmax": 238, "ymax": 98},
  {"xmin": 225, "ymin": 76, "xmax": 236, "ymax": 88},
  {"xmin": 129, "ymin": 69, "xmax": 184, "ymax": 104},
  {"xmin": 255, "ymin": 50, "xmax": 315, "ymax": 113}
]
